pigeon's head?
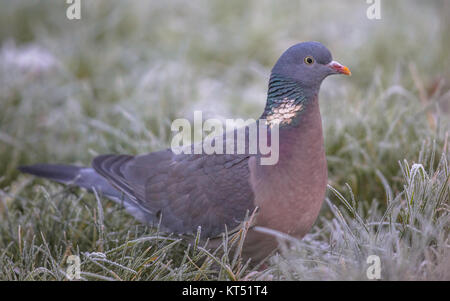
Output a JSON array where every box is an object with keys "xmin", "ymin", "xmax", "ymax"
[{"xmin": 271, "ymin": 41, "xmax": 351, "ymax": 88}]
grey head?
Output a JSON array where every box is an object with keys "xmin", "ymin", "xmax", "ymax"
[
  {"xmin": 271, "ymin": 41, "xmax": 351, "ymax": 91},
  {"xmin": 261, "ymin": 41, "xmax": 351, "ymax": 125}
]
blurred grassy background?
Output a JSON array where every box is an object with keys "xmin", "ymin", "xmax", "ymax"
[{"xmin": 0, "ymin": 0, "xmax": 448, "ymax": 280}]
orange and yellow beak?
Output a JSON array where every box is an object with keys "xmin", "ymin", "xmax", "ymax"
[{"xmin": 328, "ymin": 61, "xmax": 351, "ymax": 76}]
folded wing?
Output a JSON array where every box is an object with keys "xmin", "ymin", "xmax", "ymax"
[{"xmin": 92, "ymin": 149, "xmax": 255, "ymax": 237}]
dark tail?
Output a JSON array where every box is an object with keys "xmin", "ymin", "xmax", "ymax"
[
  {"xmin": 19, "ymin": 163, "xmax": 153, "ymax": 224},
  {"xmin": 18, "ymin": 164, "xmax": 83, "ymax": 185},
  {"xmin": 18, "ymin": 164, "xmax": 122, "ymax": 200}
]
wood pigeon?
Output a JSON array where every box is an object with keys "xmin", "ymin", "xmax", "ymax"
[{"xmin": 19, "ymin": 41, "xmax": 351, "ymax": 262}]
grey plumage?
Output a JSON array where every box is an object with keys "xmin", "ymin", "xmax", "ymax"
[{"xmin": 19, "ymin": 41, "xmax": 351, "ymax": 262}]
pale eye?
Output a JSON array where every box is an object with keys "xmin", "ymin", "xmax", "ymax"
[{"xmin": 304, "ymin": 56, "xmax": 314, "ymax": 65}]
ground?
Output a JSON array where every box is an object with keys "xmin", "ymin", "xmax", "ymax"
[{"xmin": 0, "ymin": 0, "xmax": 448, "ymax": 280}]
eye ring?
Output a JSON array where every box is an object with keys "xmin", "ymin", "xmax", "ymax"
[{"xmin": 304, "ymin": 56, "xmax": 314, "ymax": 65}]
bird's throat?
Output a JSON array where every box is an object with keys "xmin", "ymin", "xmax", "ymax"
[{"xmin": 260, "ymin": 74, "xmax": 316, "ymax": 127}]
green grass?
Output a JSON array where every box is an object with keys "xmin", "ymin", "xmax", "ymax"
[{"xmin": 0, "ymin": 0, "xmax": 449, "ymax": 280}]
